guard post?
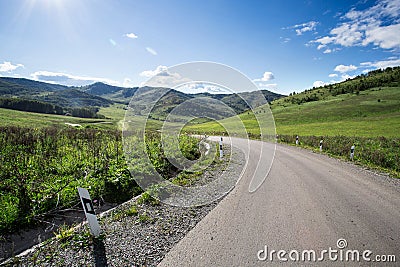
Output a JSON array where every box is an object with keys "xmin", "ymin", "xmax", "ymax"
[
  {"xmin": 350, "ymin": 145, "xmax": 355, "ymax": 160},
  {"xmin": 77, "ymin": 187, "xmax": 101, "ymax": 237},
  {"xmin": 219, "ymin": 137, "xmax": 223, "ymax": 159}
]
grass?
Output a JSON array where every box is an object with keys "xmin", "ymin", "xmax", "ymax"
[
  {"xmin": 185, "ymin": 87, "xmax": 400, "ymax": 138},
  {"xmin": 272, "ymin": 87, "xmax": 400, "ymax": 137},
  {"xmin": 0, "ymin": 107, "xmax": 115, "ymax": 130}
]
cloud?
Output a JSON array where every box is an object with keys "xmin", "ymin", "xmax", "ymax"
[
  {"xmin": 334, "ymin": 64, "xmax": 357, "ymax": 73},
  {"xmin": 146, "ymin": 47, "xmax": 157, "ymax": 55},
  {"xmin": 359, "ymin": 58, "xmax": 400, "ymax": 69},
  {"xmin": 123, "ymin": 78, "xmax": 135, "ymax": 87},
  {"xmin": 125, "ymin": 33, "xmax": 138, "ymax": 39},
  {"xmin": 254, "ymin": 71, "xmax": 275, "ymax": 82},
  {"xmin": 313, "ymin": 0, "xmax": 400, "ymax": 50},
  {"xmin": 30, "ymin": 71, "xmax": 121, "ymax": 87},
  {"xmin": 362, "ymin": 23, "xmax": 400, "ymax": 49},
  {"xmin": 341, "ymin": 74, "xmax": 356, "ymax": 80},
  {"xmin": 177, "ymin": 83, "xmax": 229, "ymax": 94},
  {"xmin": 285, "ymin": 21, "xmax": 318, "ymax": 35},
  {"xmin": 140, "ymin": 65, "xmax": 191, "ymax": 87},
  {"xmin": 140, "ymin": 65, "xmax": 168, "ymax": 78},
  {"xmin": 256, "ymin": 83, "xmax": 278, "ymax": 91},
  {"xmin": 323, "ymin": 48, "xmax": 332, "ymax": 54},
  {"xmin": 313, "ymin": 81, "xmax": 326, "ymax": 87},
  {"xmin": 0, "ymin": 61, "xmax": 24, "ymax": 72}
]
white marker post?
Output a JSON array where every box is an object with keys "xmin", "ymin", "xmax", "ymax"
[
  {"xmin": 77, "ymin": 187, "xmax": 101, "ymax": 237},
  {"xmin": 319, "ymin": 140, "xmax": 323, "ymax": 152},
  {"xmin": 350, "ymin": 145, "xmax": 355, "ymax": 160},
  {"xmin": 219, "ymin": 137, "xmax": 223, "ymax": 159},
  {"xmin": 295, "ymin": 135, "xmax": 299, "ymax": 145}
]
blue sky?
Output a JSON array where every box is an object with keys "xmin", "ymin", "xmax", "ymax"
[{"xmin": 0, "ymin": 0, "xmax": 399, "ymax": 95}]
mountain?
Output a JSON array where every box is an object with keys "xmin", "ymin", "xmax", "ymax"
[
  {"xmin": 0, "ymin": 77, "xmax": 112, "ymax": 118},
  {"xmin": 80, "ymin": 82, "xmax": 138, "ymax": 103},
  {"xmin": 0, "ymin": 77, "xmax": 285, "ymax": 120},
  {"xmin": 0, "ymin": 77, "xmax": 68, "ymax": 96}
]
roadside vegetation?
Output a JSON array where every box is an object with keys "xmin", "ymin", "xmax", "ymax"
[{"xmin": 0, "ymin": 126, "xmax": 203, "ymax": 234}]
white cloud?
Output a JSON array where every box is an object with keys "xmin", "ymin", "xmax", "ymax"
[
  {"xmin": 317, "ymin": 44, "xmax": 326, "ymax": 50},
  {"xmin": 30, "ymin": 71, "xmax": 121, "ymax": 87},
  {"xmin": 254, "ymin": 71, "xmax": 275, "ymax": 82},
  {"xmin": 140, "ymin": 65, "xmax": 168, "ymax": 78},
  {"xmin": 359, "ymin": 58, "xmax": 400, "ymax": 69},
  {"xmin": 341, "ymin": 74, "xmax": 356, "ymax": 80},
  {"xmin": 139, "ymin": 65, "xmax": 191, "ymax": 88},
  {"xmin": 123, "ymin": 78, "xmax": 135, "ymax": 87},
  {"xmin": 125, "ymin": 33, "xmax": 138, "ymax": 39},
  {"xmin": 323, "ymin": 48, "xmax": 332, "ymax": 54},
  {"xmin": 313, "ymin": 0, "xmax": 400, "ymax": 50},
  {"xmin": 176, "ymin": 83, "xmax": 229, "ymax": 94},
  {"xmin": 286, "ymin": 21, "xmax": 318, "ymax": 35},
  {"xmin": 362, "ymin": 23, "xmax": 400, "ymax": 49},
  {"xmin": 0, "ymin": 61, "xmax": 24, "ymax": 72},
  {"xmin": 334, "ymin": 64, "xmax": 357, "ymax": 73},
  {"xmin": 313, "ymin": 81, "xmax": 326, "ymax": 87},
  {"xmin": 328, "ymin": 73, "xmax": 338, "ymax": 77},
  {"xmin": 256, "ymin": 83, "xmax": 278, "ymax": 91},
  {"xmin": 146, "ymin": 47, "xmax": 157, "ymax": 55}
]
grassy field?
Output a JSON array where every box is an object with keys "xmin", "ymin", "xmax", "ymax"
[
  {"xmin": 0, "ymin": 107, "xmax": 115, "ymax": 130},
  {"xmin": 272, "ymin": 87, "xmax": 400, "ymax": 137},
  {"xmin": 185, "ymin": 87, "xmax": 400, "ymax": 138}
]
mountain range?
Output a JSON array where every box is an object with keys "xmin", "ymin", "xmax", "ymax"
[{"xmin": 0, "ymin": 77, "xmax": 284, "ymax": 119}]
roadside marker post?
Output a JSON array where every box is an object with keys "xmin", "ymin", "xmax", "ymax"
[
  {"xmin": 77, "ymin": 187, "xmax": 101, "ymax": 237},
  {"xmin": 319, "ymin": 140, "xmax": 323, "ymax": 151},
  {"xmin": 219, "ymin": 137, "xmax": 223, "ymax": 159},
  {"xmin": 350, "ymin": 145, "xmax": 355, "ymax": 160},
  {"xmin": 296, "ymin": 135, "xmax": 299, "ymax": 145}
]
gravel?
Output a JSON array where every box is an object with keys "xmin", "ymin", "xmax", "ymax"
[{"xmin": 2, "ymin": 144, "xmax": 246, "ymax": 267}]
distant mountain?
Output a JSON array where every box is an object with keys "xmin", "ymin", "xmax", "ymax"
[
  {"xmin": 0, "ymin": 77, "xmax": 112, "ymax": 118},
  {"xmin": 35, "ymin": 89, "xmax": 113, "ymax": 108},
  {"xmin": 0, "ymin": 77, "xmax": 285, "ymax": 120},
  {"xmin": 0, "ymin": 77, "xmax": 68, "ymax": 96},
  {"xmin": 79, "ymin": 82, "xmax": 138, "ymax": 103}
]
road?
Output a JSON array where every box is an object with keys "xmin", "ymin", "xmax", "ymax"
[{"xmin": 159, "ymin": 137, "xmax": 400, "ymax": 266}]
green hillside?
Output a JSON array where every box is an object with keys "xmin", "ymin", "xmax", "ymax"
[{"xmin": 185, "ymin": 67, "xmax": 400, "ymax": 138}]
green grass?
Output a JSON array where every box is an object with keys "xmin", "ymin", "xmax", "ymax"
[
  {"xmin": 0, "ymin": 107, "xmax": 114, "ymax": 130},
  {"xmin": 185, "ymin": 87, "xmax": 400, "ymax": 138},
  {"xmin": 272, "ymin": 87, "xmax": 400, "ymax": 137}
]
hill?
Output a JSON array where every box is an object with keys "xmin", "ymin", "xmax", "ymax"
[
  {"xmin": 0, "ymin": 78, "xmax": 113, "ymax": 118},
  {"xmin": 0, "ymin": 77, "xmax": 67, "ymax": 96},
  {"xmin": 80, "ymin": 82, "xmax": 138, "ymax": 103},
  {"xmin": 185, "ymin": 66, "xmax": 400, "ymax": 138}
]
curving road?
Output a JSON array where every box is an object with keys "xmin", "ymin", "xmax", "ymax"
[{"xmin": 159, "ymin": 137, "xmax": 400, "ymax": 266}]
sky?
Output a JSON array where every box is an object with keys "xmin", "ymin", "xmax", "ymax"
[{"xmin": 0, "ymin": 0, "xmax": 399, "ymax": 95}]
